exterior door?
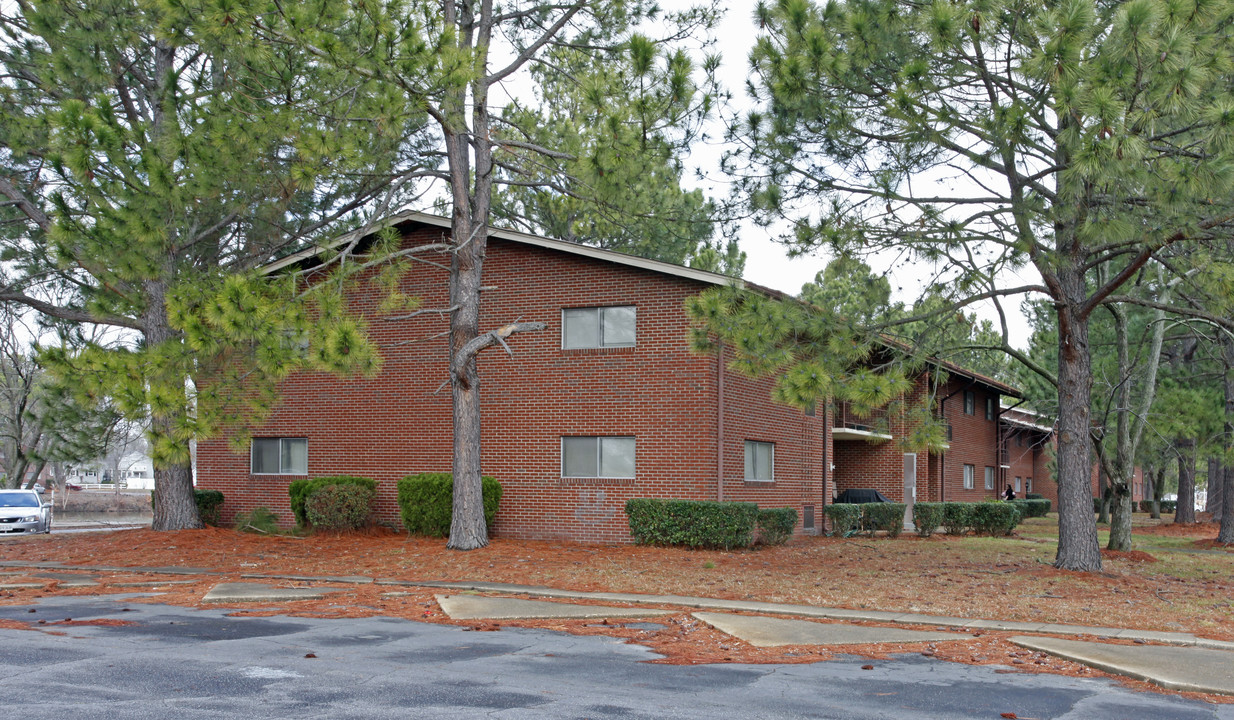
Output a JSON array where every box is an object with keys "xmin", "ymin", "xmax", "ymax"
[{"xmin": 903, "ymin": 453, "xmax": 917, "ymax": 529}]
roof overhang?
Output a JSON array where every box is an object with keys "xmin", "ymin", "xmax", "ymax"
[{"xmin": 831, "ymin": 427, "xmax": 893, "ymax": 442}]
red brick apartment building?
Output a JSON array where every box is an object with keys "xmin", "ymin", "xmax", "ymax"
[{"xmin": 196, "ymin": 213, "xmax": 1058, "ymax": 541}]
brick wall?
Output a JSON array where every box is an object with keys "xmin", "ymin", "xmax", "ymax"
[{"xmin": 197, "ymin": 225, "xmax": 825, "ymax": 542}]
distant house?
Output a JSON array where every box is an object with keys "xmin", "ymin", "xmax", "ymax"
[{"xmin": 195, "ymin": 213, "xmax": 1074, "ymax": 541}]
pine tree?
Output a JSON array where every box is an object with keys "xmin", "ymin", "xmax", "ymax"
[
  {"xmin": 723, "ymin": 0, "xmax": 1234, "ymax": 570},
  {"xmin": 0, "ymin": 0, "xmax": 417, "ymax": 528}
]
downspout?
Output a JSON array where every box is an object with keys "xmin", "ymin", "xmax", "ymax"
[{"xmin": 717, "ymin": 344, "xmax": 725, "ymax": 502}]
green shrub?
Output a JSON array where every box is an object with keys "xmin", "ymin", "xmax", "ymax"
[
  {"xmin": 942, "ymin": 503, "xmax": 976, "ymax": 535},
  {"xmin": 756, "ymin": 508, "xmax": 798, "ymax": 546},
  {"xmin": 1139, "ymin": 500, "xmax": 1177, "ymax": 513},
  {"xmin": 1026, "ymin": 493, "xmax": 1045, "ymax": 500},
  {"xmin": 625, "ymin": 499, "xmax": 758, "ymax": 549},
  {"xmin": 305, "ymin": 484, "xmax": 375, "ymax": 531},
  {"xmin": 155, "ymin": 489, "xmax": 225, "ymax": 526},
  {"xmin": 912, "ymin": 502, "xmax": 945, "ymax": 537},
  {"xmin": 1014, "ymin": 499, "xmax": 1050, "ymax": 517},
  {"xmin": 289, "ymin": 476, "xmax": 377, "ymax": 527},
  {"xmin": 823, "ymin": 503, "xmax": 862, "ymax": 537},
  {"xmin": 233, "ymin": 507, "xmax": 281, "ymax": 534},
  {"xmin": 397, "ymin": 473, "xmax": 503, "ymax": 537},
  {"xmin": 971, "ymin": 502, "xmax": 1021, "ymax": 535},
  {"xmin": 861, "ymin": 503, "xmax": 907, "ymax": 537}
]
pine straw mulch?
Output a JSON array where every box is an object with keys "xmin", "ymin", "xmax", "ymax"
[{"xmin": 0, "ymin": 520, "xmax": 1232, "ymax": 705}]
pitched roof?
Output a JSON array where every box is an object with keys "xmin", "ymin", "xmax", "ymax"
[{"xmin": 261, "ymin": 211, "xmax": 744, "ymax": 289}]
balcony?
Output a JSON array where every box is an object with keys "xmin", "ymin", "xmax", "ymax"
[{"xmin": 832, "ymin": 402, "xmax": 892, "ymax": 442}]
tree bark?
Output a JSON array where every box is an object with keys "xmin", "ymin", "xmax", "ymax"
[
  {"xmin": 1175, "ymin": 439, "xmax": 1196, "ymax": 524},
  {"xmin": 1218, "ymin": 338, "xmax": 1234, "ymax": 544},
  {"xmin": 1207, "ymin": 456, "xmax": 1223, "ymax": 522},
  {"xmin": 1096, "ymin": 464, "xmax": 1110, "ymax": 524},
  {"xmin": 1147, "ymin": 467, "xmax": 1159, "ymax": 520},
  {"xmin": 144, "ymin": 277, "xmax": 203, "ymax": 531},
  {"xmin": 1053, "ymin": 274, "xmax": 1102, "ymax": 570}
]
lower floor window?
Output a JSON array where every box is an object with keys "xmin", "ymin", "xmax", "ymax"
[
  {"xmin": 1026, "ymin": 477, "xmax": 1033, "ymax": 493},
  {"xmin": 251, "ymin": 438, "xmax": 308, "ymax": 475},
  {"xmin": 744, "ymin": 440, "xmax": 774, "ymax": 481},
  {"xmin": 1014, "ymin": 476, "xmax": 1022, "ymax": 493},
  {"xmin": 562, "ymin": 436, "xmax": 635, "ymax": 478},
  {"xmin": 963, "ymin": 464, "xmax": 974, "ymax": 489}
]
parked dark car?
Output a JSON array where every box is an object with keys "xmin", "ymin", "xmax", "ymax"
[
  {"xmin": 0, "ymin": 489, "xmax": 52, "ymax": 534},
  {"xmin": 834, "ymin": 489, "xmax": 892, "ymax": 504}
]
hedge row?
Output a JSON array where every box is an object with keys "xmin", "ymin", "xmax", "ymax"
[
  {"xmin": 1093, "ymin": 497, "xmax": 1179, "ymax": 514},
  {"xmin": 827, "ymin": 501, "xmax": 1024, "ymax": 537},
  {"xmin": 625, "ymin": 499, "xmax": 798, "ymax": 549},
  {"xmin": 1011, "ymin": 498, "xmax": 1051, "ymax": 517},
  {"xmin": 305, "ymin": 484, "xmax": 376, "ymax": 531},
  {"xmin": 822, "ymin": 503, "xmax": 907, "ymax": 537},
  {"xmin": 397, "ymin": 473, "xmax": 503, "ymax": 537}
]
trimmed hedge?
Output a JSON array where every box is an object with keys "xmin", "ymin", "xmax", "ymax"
[
  {"xmin": 397, "ymin": 473, "xmax": 503, "ymax": 537},
  {"xmin": 756, "ymin": 507, "xmax": 798, "ymax": 546},
  {"xmin": 942, "ymin": 503, "xmax": 976, "ymax": 535},
  {"xmin": 1139, "ymin": 500, "xmax": 1177, "ymax": 513},
  {"xmin": 912, "ymin": 502, "xmax": 945, "ymax": 537},
  {"xmin": 289, "ymin": 476, "xmax": 377, "ymax": 527},
  {"xmin": 305, "ymin": 484, "xmax": 375, "ymax": 531},
  {"xmin": 1026, "ymin": 493, "xmax": 1045, "ymax": 500},
  {"xmin": 862, "ymin": 503, "xmax": 907, "ymax": 537},
  {"xmin": 625, "ymin": 499, "xmax": 758, "ymax": 549},
  {"xmin": 151, "ymin": 489, "xmax": 225, "ymax": 526},
  {"xmin": 1011, "ymin": 498, "xmax": 1051, "ymax": 518},
  {"xmin": 971, "ymin": 502, "xmax": 1021, "ymax": 535},
  {"xmin": 823, "ymin": 503, "xmax": 862, "ymax": 536}
]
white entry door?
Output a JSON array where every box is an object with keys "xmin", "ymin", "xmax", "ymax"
[{"xmin": 903, "ymin": 453, "xmax": 917, "ymax": 528}]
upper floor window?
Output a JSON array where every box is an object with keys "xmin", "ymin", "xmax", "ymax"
[
  {"xmin": 562, "ymin": 306, "xmax": 636, "ymax": 349},
  {"xmin": 963, "ymin": 390, "xmax": 975, "ymax": 415},
  {"xmin": 985, "ymin": 396, "xmax": 997, "ymax": 420},
  {"xmin": 562, "ymin": 436, "xmax": 636, "ymax": 478},
  {"xmin": 744, "ymin": 441, "xmax": 774, "ymax": 482},
  {"xmin": 252, "ymin": 438, "xmax": 308, "ymax": 475}
]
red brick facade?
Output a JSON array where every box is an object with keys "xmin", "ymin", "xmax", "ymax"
[{"xmin": 197, "ymin": 215, "xmax": 1074, "ymax": 541}]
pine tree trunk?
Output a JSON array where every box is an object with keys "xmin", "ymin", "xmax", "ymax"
[
  {"xmin": 1107, "ymin": 475, "xmax": 1133, "ymax": 550},
  {"xmin": 1218, "ymin": 339, "xmax": 1234, "ymax": 544},
  {"xmin": 144, "ymin": 277, "xmax": 203, "ymax": 531},
  {"xmin": 1053, "ymin": 284, "xmax": 1102, "ymax": 571},
  {"xmin": 1096, "ymin": 465, "xmax": 1110, "ymax": 524},
  {"xmin": 1175, "ymin": 439, "xmax": 1196, "ymax": 524},
  {"xmin": 1148, "ymin": 468, "xmax": 1161, "ymax": 519},
  {"xmin": 1207, "ymin": 456, "xmax": 1222, "ymax": 522}
]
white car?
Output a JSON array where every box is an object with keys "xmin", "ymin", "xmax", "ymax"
[{"xmin": 0, "ymin": 489, "xmax": 52, "ymax": 534}]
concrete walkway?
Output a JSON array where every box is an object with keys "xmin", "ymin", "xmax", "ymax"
[{"xmin": 3, "ymin": 559, "xmax": 1232, "ymax": 695}]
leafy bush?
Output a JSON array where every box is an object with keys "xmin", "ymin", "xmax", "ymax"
[
  {"xmin": 397, "ymin": 473, "xmax": 503, "ymax": 537},
  {"xmin": 823, "ymin": 503, "xmax": 862, "ymax": 536},
  {"xmin": 1011, "ymin": 498, "xmax": 1051, "ymax": 518},
  {"xmin": 305, "ymin": 483, "xmax": 376, "ymax": 531},
  {"xmin": 625, "ymin": 499, "xmax": 758, "ymax": 549},
  {"xmin": 756, "ymin": 507, "xmax": 798, "ymax": 546},
  {"xmin": 233, "ymin": 506, "xmax": 281, "ymax": 534},
  {"xmin": 1138, "ymin": 500, "xmax": 1177, "ymax": 513},
  {"xmin": 155, "ymin": 489, "xmax": 225, "ymax": 526},
  {"xmin": 942, "ymin": 503, "xmax": 976, "ymax": 535},
  {"xmin": 289, "ymin": 476, "xmax": 377, "ymax": 527},
  {"xmin": 971, "ymin": 502, "xmax": 1021, "ymax": 535},
  {"xmin": 912, "ymin": 502, "xmax": 945, "ymax": 537},
  {"xmin": 861, "ymin": 503, "xmax": 907, "ymax": 537},
  {"xmin": 1026, "ymin": 493, "xmax": 1045, "ymax": 500}
]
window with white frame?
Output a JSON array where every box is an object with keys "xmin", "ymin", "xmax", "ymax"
[
  {"xmin": 251, "ymin": 438, "xmax": 308, "ymax": 475},
  {"xmin": 963, "ymin": 390, "xmax": 975, "ymax": 415},
  {"xmin": 561, "ymin": 436, "xmax": 636, "ymax": 478},
  {"xmin": 1026, "ymin": 477, "xmax": 1033, "ymax": 493},
  {"xmin": 963, "ymin": 464, "xmax": 974, "ymax": 489},
  {"xmin": 985, "ymin": 396, "xmax": 996, "ymax": 420},
  {"xmin": 562, "ymin": 306, "xmax": 636, "ymax": 349},
  {"xmin": 984, "ymin": 466, "xmax": 995, "ymax": 490},
  {"xmin": 744, "ymin": 441, "xmax": 774, "ymax": 482},
  {"xmin": 1015, "ymin": 476, "xmax": 1022, "ymax": 493}
]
